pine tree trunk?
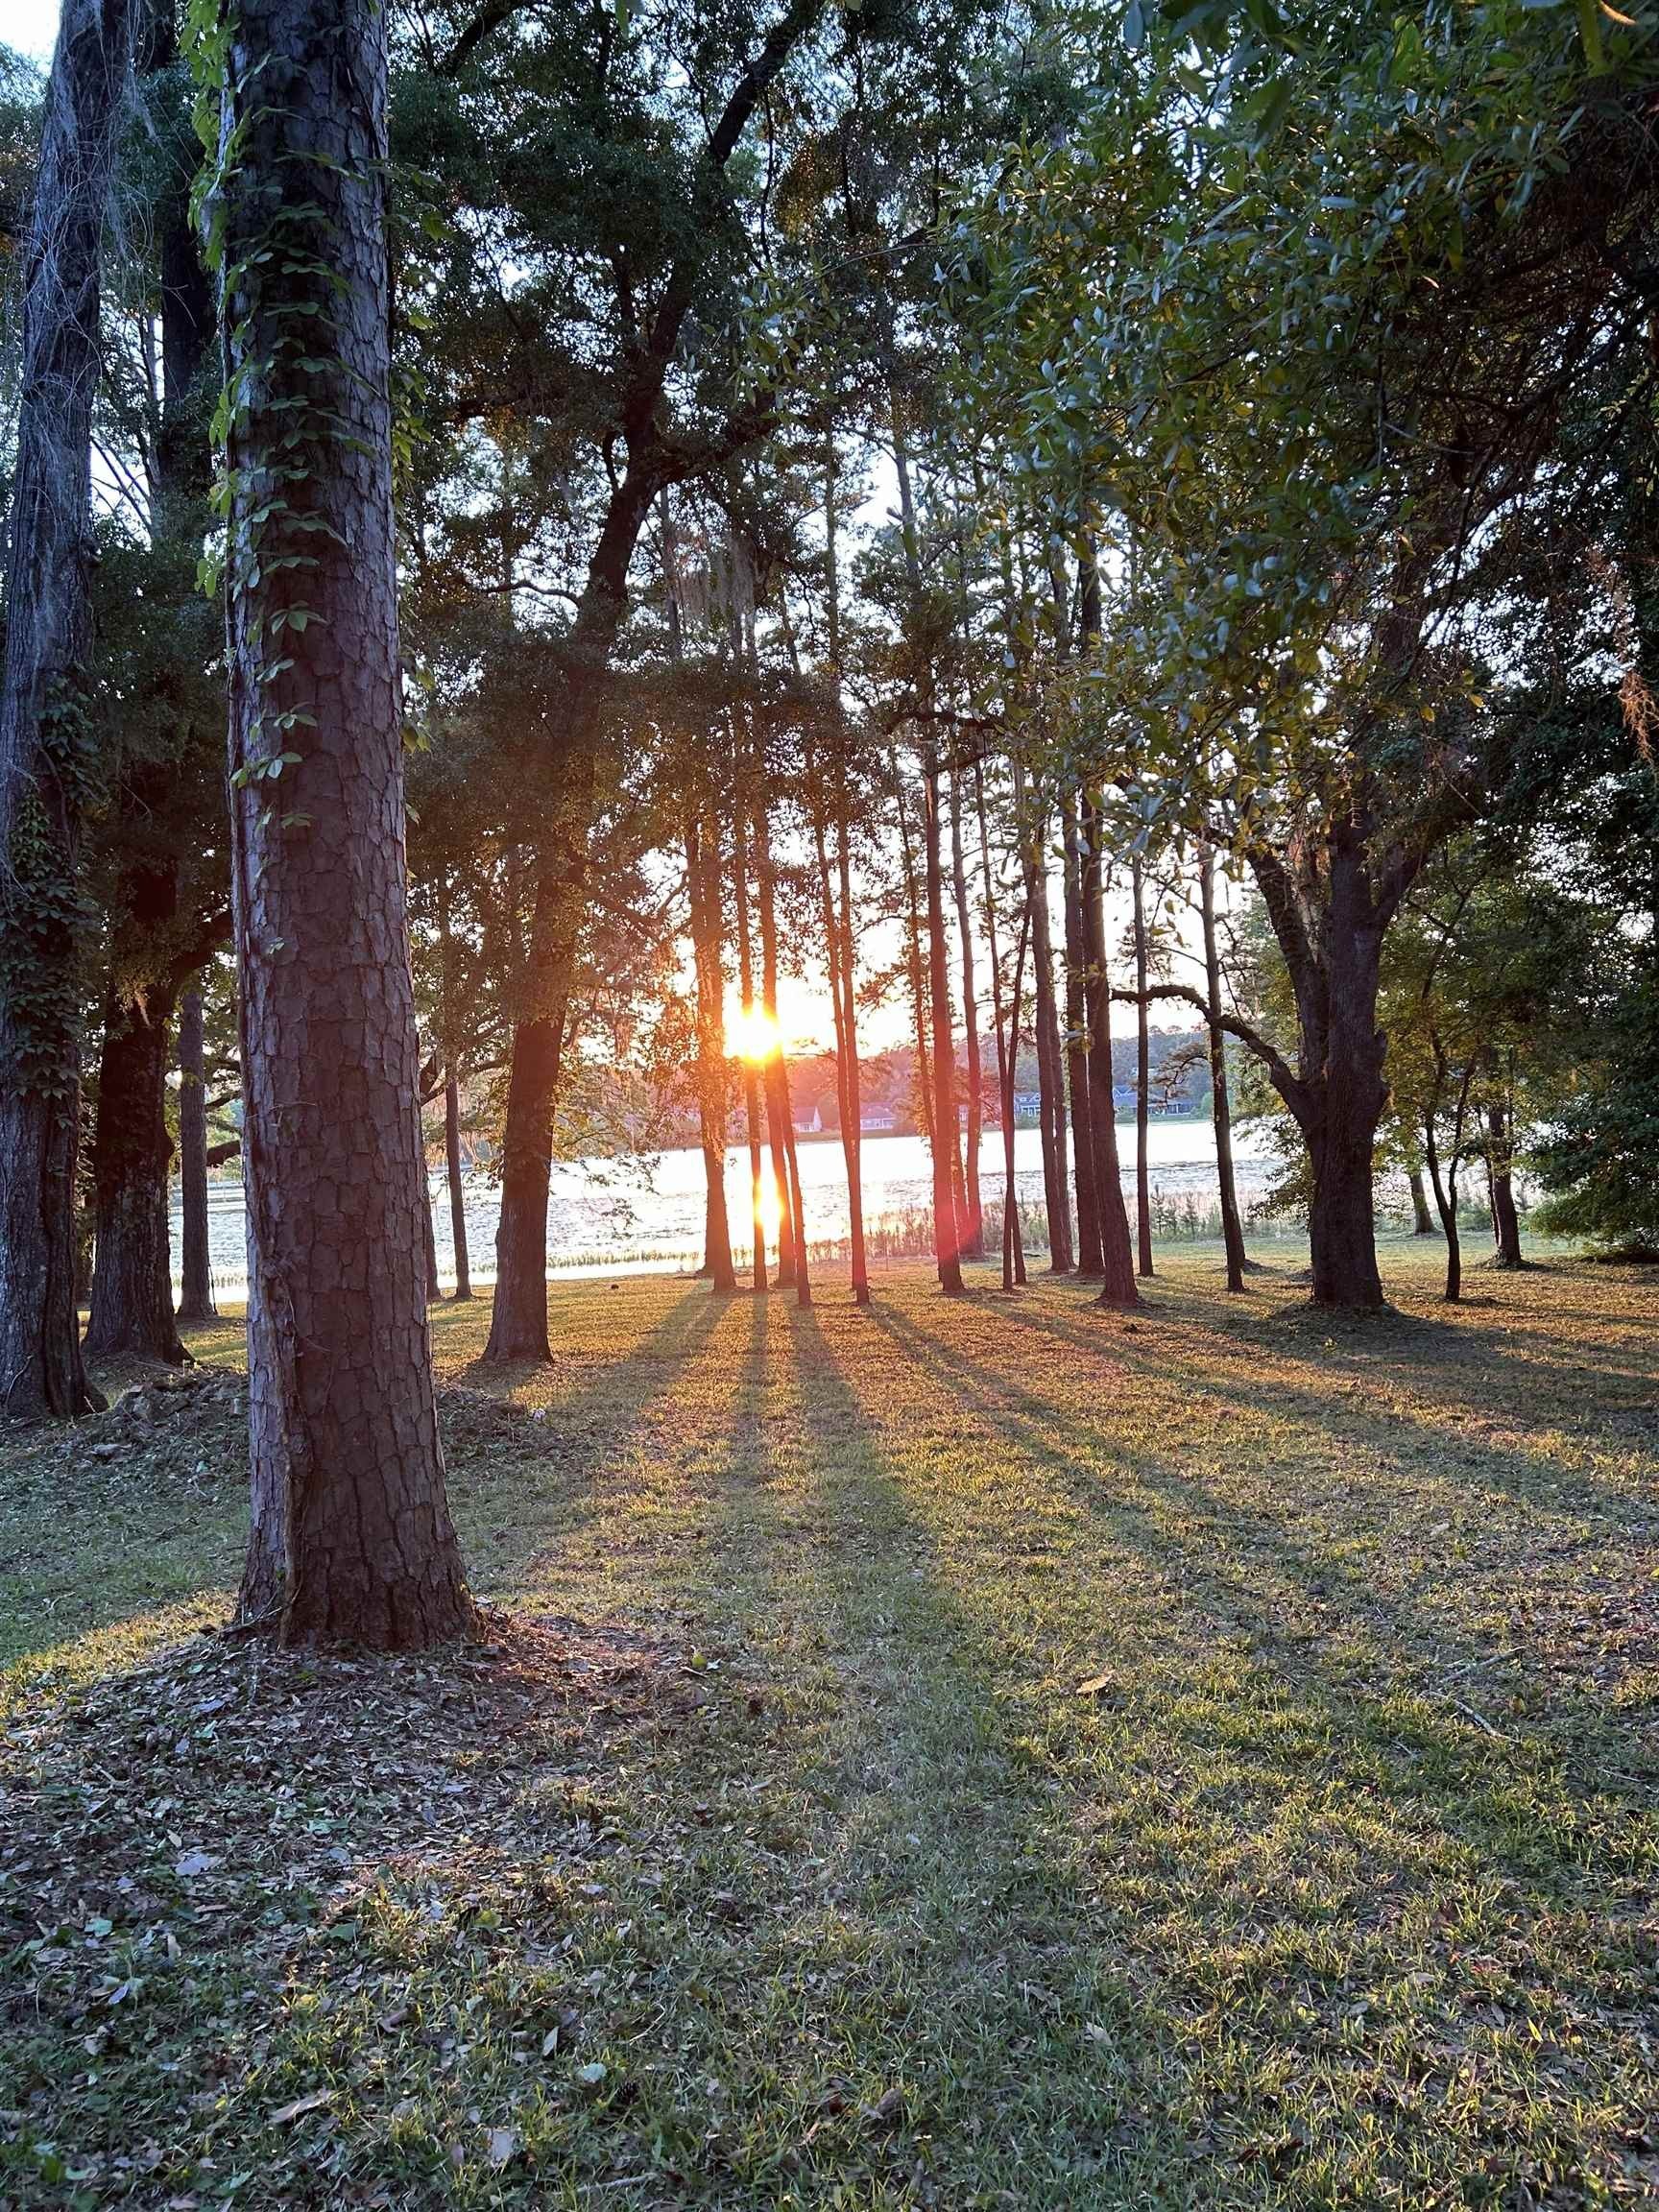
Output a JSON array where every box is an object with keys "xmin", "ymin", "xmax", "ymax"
[
  {"xmin": 1131, "ymin": 855, "xmax": 1155, "ymax": 1280},
  {"xmin": 221, "ymin": 0, "xmax": 472, "ymax": 1646},
  {"xmin": 0, "ymin": 0, "xmax": 132, "ymax": 1421},
  {"xmin": 892, "ymin": 416, "xmax": 961, "ymax": 1286},
  {"xmin": 949, "ymin": 766, "xmax": 985, "ymax": 1260},
  {"xmin": 445, "ymin": 1074, "xmax": 472, "ymax": 1300},
  {"xmin": 84, "ymin": 949, "xmax": 185, "ymax": 1363},
  {"xmin": 421, "ymin": 1136, "xmax": 440, "ymax": 1303},
  {"xmin": 1000, "ymin": 903, "xmax": 1032, "ymax": 1291},
  {"xmin": 894, "ymin": 768, "xmax": 934, "ymax": 1149},
  {"xmin": 433, "ymin": 873, "xmax": 471, "ymax": 1302},
  {"xmin": 1200, "ymin": 850, "xmax": 1249, "ymax": 1293},
  {"xmin": 923, "ymin": 748, "xmax": 965, "ymax": 1294},
  {"xmin": 780, "ymin": 1067, "xmax": 811, "ymax": 1309},
  {"xmin": 835, "ymin": 861, "xmax": 870, "ymax": 1305},
  {"xmin": 177, "ymin": 983, "xmax": 218, "ymax": 1323},
  {"xmin": 821, "ymin": 466, "xmax": 870, "ymax": 1303},
  {"xmin": 811, "ymin": 751, "xmax": 870, "ymax": 1304},
  {"xmin": 487, "ymin": 770, "xmax": 597, "ymax": 1360},
  {"xmin": 1080, "ymin": 793, "xmax": 1139, "ymax": 1308},
  {"xmin": 1023, "ymin": 802, "xmax": 1071, "ymax": 1273},
  {"xmin": 976, "ymin": 763, "xmax": 1017, "ymax": 1289},
  {"xmin": 733, "ymin": 811, "xmax": 767, "ymax": 1291},
  {"xmin": 752, "ymin": 781, "xmax": 796, "ymax": 1289},
  {"xmin": 485, "ymin": 1003, "xmax": 563, "ymax": 1361},
  {"xmin": 1061, "ymin": 793, "xmax": 1102, "ymax": 1277},
  {"xmin": 687, "ymin": 811, "xmax": 736, "ymax": 1293}
]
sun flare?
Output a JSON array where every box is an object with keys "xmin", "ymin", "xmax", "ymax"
[{"xmin": 728, "ymin": 1005, "xmax": 781, "ymax": 1063}]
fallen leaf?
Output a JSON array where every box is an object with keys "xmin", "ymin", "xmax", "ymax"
[{"xmin": 270, "ymin": 2090, "xmax": 330, "ymax": 2126}]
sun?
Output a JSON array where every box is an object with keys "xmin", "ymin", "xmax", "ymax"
[{"xmin": 728, "ymin": 1005, "xmax": 781, "ymax": 1062}]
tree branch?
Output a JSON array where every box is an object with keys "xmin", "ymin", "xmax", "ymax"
[
  {"xmin": 1111, "ymin": 982, "xmax": 1307, "ymax": 1121},
  {"xmin": 437, "ymin": 0, "xmax": 524, "ymax": 76}
]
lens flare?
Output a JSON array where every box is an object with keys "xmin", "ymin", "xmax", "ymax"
[
  {"xmin": 728, "ymin": 1005, "xmax": 781, "ymax": 1062},
  {"xmin": 755, "ymin": 1166, "xmax": 783, "ymax": 1248}
]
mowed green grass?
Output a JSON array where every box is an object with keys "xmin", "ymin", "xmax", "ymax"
[{"xmin": 2, "ymin": 1240, "xmax": 1656, "ymax": 2208}]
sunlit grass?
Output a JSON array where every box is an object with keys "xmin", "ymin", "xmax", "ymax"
[{"xmin": 2, "ymin": 1241, "xmax": 1656, "ymax": 2206}]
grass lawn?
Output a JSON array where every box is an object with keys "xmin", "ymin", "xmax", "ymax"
[{"xmin": 2, "ymin": 1239, "xmax": 1656, "ymax": 2208}]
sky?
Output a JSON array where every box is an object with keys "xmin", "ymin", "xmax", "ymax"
[{"xmin": 7, "ymin": 0, "xmax": 57, "ymax": 63}]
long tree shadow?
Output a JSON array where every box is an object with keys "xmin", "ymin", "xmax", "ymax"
[
  {"xmin": 0, "ymin": 1283, "xmax": 741, "ymax": 1674},
  {"xmin": 992, "ymin": 1282, "xmax": 1659, "ymax": 1527},
  {"xmin": 732, "ymin": 1297, "xmax": 1655, "ymax": 2207},
  {"xmin": 862, "ymin": 1296, "xmax": 1657, "ymax": 1882},
  {"xmin": 438, "ymin": 1281, "xmax": 753, "ymax": 1605},
  {"xmin": 651, "ymin": 1296, "xmax": 1210, "ymax": 2205}
]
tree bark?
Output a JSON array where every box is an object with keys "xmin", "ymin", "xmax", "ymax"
[
  {"xmin": 0, "ymin": 0, "xmax": 132, "ymax": 1421},
  {"xmin": 1249, "ymin": 830, "xmax": 1391, "ymax": 1309},
  {"xmin": 177, "ymin": 983, "xmax": 218, "ymax": 1323},
  {"xmin": 1080, "ymin": 793, "xmax": 1140, "ymax": 1308},
  {"xmin": 485, "ymin": 985, "xmax": 563, "ymax": 1361},
  {"xmin": 1305, "ymin": 1115, "xmax": 1386, "ymax": 1307},
  {"xmin": 220, "ymin": 0, "xmax": 473, "ymax": 1647},
  {"xmin": 1131, "ymin": 854, "xmax": 1155, "ymax": 1280},
  {"xmin": 1200, "ymin": 848, "xmax": 1249, "ymax": 1293},
  {"xmin": 923, "ymin": 748, "xmax": 965, "ymax": 1294},
  {"xmin": 445, "ymin": 1073, "xmax": 472, "ymax": 1299},
  {"xmin": 1060, "ymin": 792, "xmax": 1102, "ymax": 1277}
]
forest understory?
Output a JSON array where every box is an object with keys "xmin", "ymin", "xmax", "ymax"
[{"xmin": 2, "ymin": 1245, "xmax": 1656, "ymax": 2210}]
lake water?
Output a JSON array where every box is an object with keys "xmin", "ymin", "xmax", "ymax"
[{"xmin": 171, "ymin": 1118, "xmax": 1274, "ymax": 1302}]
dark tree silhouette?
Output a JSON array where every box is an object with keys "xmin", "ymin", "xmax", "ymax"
[{"xmin": 0, "ymin": 0, "xmax": 132, "ymax": 1419}]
